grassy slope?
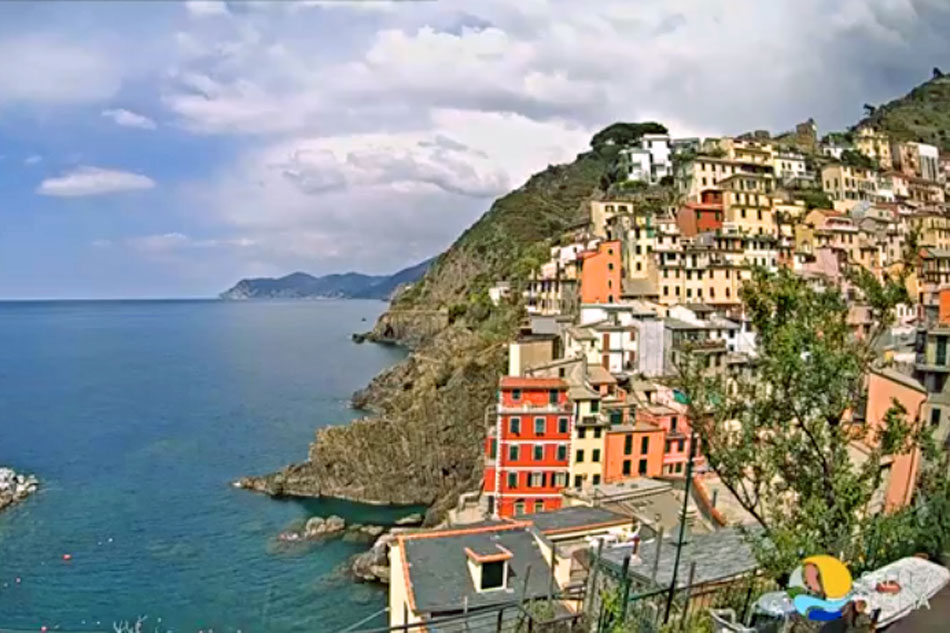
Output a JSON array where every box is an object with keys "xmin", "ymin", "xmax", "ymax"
[{"xmin": 859, "ymin": 75, "xmax": 950, "ymax": 152}]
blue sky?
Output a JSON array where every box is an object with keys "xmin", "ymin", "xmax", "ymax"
[{"xmin": 2, "ymin": 0, "xmax": 949, "ymax": 299}]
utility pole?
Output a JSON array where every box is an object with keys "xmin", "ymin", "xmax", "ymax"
[{"xmin": 663, "ymin": 430, "xmax": 697, "ymax": 624}]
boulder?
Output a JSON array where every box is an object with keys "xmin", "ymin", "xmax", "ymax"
[
  {"xmin": 325, "ymin": 515, "xmax": 346, "ymax": 533},
  {"xmin": 395, "ymin": 513, "xmax": 423, "ymax": 526}
]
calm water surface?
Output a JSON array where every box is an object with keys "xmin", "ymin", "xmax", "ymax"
[{"xmin": 0, "ymin": 300, "xmax": 411, "ymax": 633}]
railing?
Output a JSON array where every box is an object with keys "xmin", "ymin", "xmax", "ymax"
[{"xmin": 342, "ymin": 585, "xmax": 588, "ymax": 633}]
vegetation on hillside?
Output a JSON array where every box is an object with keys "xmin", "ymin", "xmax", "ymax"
[{"xmin": 858, "ymin": 74, "xmax": 950, "ymax": 152}]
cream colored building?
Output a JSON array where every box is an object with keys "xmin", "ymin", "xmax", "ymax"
[{"xmin": 822, "ymin": 163, "xmax": 879, "ymax": 203}]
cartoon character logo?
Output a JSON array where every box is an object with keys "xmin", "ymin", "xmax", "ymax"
[{"xmin": 787, "ymin": 555, "xmax": 854, "ymax": 621}]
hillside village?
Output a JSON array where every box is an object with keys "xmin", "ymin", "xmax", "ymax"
[{"xmin": 380, "ymin": 78, "xmax": 950, "ymax": 632}]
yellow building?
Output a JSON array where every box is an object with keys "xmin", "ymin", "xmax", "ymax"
[
  {"xmin": 719, "ymin": 173, "xmax": 776, "ymax": 236},
  {"xmin": 854, "ymin": 126, "xmax": 893, "ymax": 170},
  {"xmin": 567, "ymin": 388, "xmax": 608, "ymax": 488},
  {"xmin": 822, "ymin": 163, "xmax": 878, "ymax": 203},
  {"xmin": 912, "ymin": 212, "xmax": 950, "ymax": 250}
]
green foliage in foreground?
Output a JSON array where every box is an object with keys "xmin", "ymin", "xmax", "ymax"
[{"xmin": 676, "ymin": 266, "xmax": 937, "ymax": 578}]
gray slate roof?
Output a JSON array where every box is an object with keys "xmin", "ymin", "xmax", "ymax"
[
  {"xmin": 600, "ymin": 527, "xmax": 757, "ymax": 588},
  {"xmin": 515, "ymin": 506, "xmax": 629, "ymax": 534},
  {"xmin": 403, "ymin": 525, "xmax": 553, "ymax": 615}
]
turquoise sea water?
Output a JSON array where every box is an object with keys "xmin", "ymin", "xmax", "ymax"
[{"xmin": 0, "ymin": 300, "xmax": 412, "ymax": 633}]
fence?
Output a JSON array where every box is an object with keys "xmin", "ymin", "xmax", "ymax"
[
  {"xmin": 341, "ymin": 584, "xmax": 589, "ymax": 633},
  {"xmin": 586, "ymin": 548, "xmax": 776, "ymax": 633}
]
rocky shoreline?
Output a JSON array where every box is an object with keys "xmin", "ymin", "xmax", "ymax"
[
  {"xmin": 272, "ymin": 511, "xmax": 423, "ymax": 584},
  {"xmin": 0, "ymin": 467, "xmax": 39, "ymax": 514}
]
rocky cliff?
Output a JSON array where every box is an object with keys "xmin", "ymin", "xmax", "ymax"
[{"xmin": 239, "ymin": 137, "xmax": 617, "ymax": 523}]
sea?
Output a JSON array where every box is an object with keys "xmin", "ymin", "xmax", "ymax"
[{"xmin": 0, "ymin": 299, "xmax": 415, "ymax": 633}]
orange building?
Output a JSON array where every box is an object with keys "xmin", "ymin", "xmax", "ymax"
[
  {"xmin": 484, "ymin": 376, "xmax": 573, "ymax": 517},
  {"xmin": 861, "ymin": 368, "xmax": 927, "ymax": 512},
  {"xmin": 603, "ymin": 422, "xmax": 665, "ymax": 482},
  {"xmin": 579, "ymin": 240, "xmax": 622, "ymax": 304},
  {"xmin": 637, "ymin": 404, "xmax": 702, "ymax": 476}
]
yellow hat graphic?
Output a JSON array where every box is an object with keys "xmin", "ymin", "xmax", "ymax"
[{"xmin": 802, "ymin": 555, "xmax": 852, "ymax": 600}]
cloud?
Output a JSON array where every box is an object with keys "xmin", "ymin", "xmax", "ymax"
[
  {"xmin": 126, "ymin": 232, "xmax": 255, "ymax": 254},
  {"xmin": 185, "ymin": 1, "xmax": 230, "ymax": 18},
  {"xmin": 91, "ymin": 239, "xmax": 113, "ymax": 248},
  {"xmin": 37, "ymin": 166, "xmax": 156, "ymax": 197},
  {"xmin": 24, "ymin": 155, "xmax": 42, "ymax": 165},
  {"xmin": 102, "ymin": 108, "xmax": 157, "ymax": 130},
  {"xmin": 0, "ymin": 35, "xmax": 123, "ymax": 105}
]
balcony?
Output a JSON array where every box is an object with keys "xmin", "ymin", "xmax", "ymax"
[{"xmin": 497, "ymin": 402, "xmax": 572, "ymax": 414}]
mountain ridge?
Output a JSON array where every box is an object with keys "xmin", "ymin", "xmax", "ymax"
[{"xmin": 219, "ymin": 259, "xmax": 433, "ymax": 301}]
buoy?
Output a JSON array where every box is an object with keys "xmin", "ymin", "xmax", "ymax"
[
  {"xmin": 15, "ymin": 577, "xmax": 21, "ymax": 584},
  {"xmin": 62, "ymin": 554, "xmax": 72, "ymax": 561},
  {"xmin": 41, "ymin": 626, "xmax": 48, "ymax": 632}
]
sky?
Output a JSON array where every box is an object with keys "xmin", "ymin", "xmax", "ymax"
[{"xmin": 2, "ymin": 0, "xmax": 950, "ymax": 299}]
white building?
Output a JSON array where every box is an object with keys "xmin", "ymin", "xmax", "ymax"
[{"xmin": 620, "ymin": 134, "xmax": 673, "ymax": 184}]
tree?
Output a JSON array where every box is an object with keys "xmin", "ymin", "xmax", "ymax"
[
  {"xmin": 863, "ymin": 103, "xmax": 876, "ymax": 117},
  {"xmin": 590, "ymin": 122, "xmax": 668, "ymax": 152},
  {"xmin": 798, "ymin": 190, "xmax": 833, "ymax": 210},
  {"xmin": 934, "ymin": 67, "xmax": 945, "ymax": 80},
  {"xmin": 840, "ymin": 149, "xmax": 877, "ymax": 170},
  {"xmin": 676, "ymin": 267, "xmax": 923, "ymax": 578}
]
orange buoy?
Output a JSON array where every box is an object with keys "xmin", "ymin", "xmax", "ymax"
[{"xmin": 62, "ymin": 554, "xmax": 72, "ymax": 561}]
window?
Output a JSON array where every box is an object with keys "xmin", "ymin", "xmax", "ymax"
[
  {"xmin": 675, "ymin": 462, "xmax": 684, "ymax": 474},
  {"xmin": 481, "ymin": 559, "xmax": 506, "ymax": 591},
  {"xmin": 489, "ymin": 439, "xmax": 497, "ymax": 459},
  {"xmin": 594, "ymin": 427, "xmax": 602, "ymax": 439},
  {"xmin": 530, "ymin": 472, "xmax": 543, "ymax": 487},
  {"xmin": 514, "ymin": 500, "xmax": 526, "ymax": 515},
  {"xmin": 509, "ymin": 445, "xmax": 519, "ymax": 461},
  {"xmin": 931, "ymin": 407, "xmax": 942, "ymax": 427},
  {"xmin": 512, "ymin": 389, "xmax": 522, "ymax": 401},
  {"xmin": 591, "ymin": 400, "xmax": 600, "ymax": 413},
  {"xmin": 641, "ymin": 436, "xmax": 650, "ymax": 453},
  {"xmin": 556, "ymin": 444, "xmax": 567, "ymax": 461},
  {"xmin": 576, "ymin": 449, "xmax": 585, "ymax": 463},
  {"xmin": 592, "ymin": 449, "xmax": 601, "ymax": 463},
  {"xmin": 507, "ymin": 472, "xmax": 517, "ymax": 489},
  {"xmin": 554, "ymin": 472, "xmax": 567, "ymax": 487},
  {"xmin": 534, "ymin": 417, "xmax": 545, "ymax": 434},
  {"xmin": 558, "ymin": 417, "xmax": 569, "ymax": 434},
  {"xmin": 533, "ymin": 444, "xmax": 544, "ymax": 461},
  {"xmin": 638, "ymin": 459, "xmax": 648, "ymax": 475},
  {"xmin": 592, "ymin": 474, "xmax": 601, "ymax": 485},
  {"xmin": 663, "ymin": 286, "xmax": 669, "ymax": 297},
  {"xmin": 573, "ymin": 475, "xmax": 583, "ymax": 488},
  {"xmin": 510, "ymin": 417, "xmax": 521, "ymax": 434},
  {"xmin": 624, "ymin": 435, "xmax": 633, "ymax": 455},
  {"xmin": 577, "ymin": 427, "xmax": 586, "ymax": 439},
  {"xmin": 622, "ymin": 460, "xmax": 631, "ymax": 475},
  {"xmin": 533, "ymin": 500, "xmax": 544, "ymax": 513},
  {"xmin": 677, "ymin": 439, "xmax": 685, "ymax": 452}
]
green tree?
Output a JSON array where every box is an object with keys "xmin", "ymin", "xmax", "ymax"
[
  {"xmin": 590, "ymin": 122, "xmax": 669, "ymax": 152},
  {"xmin": 676, "ymin": 267, "xmax": 924, "ymax": 577}
]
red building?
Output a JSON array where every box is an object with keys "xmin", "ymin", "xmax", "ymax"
[
  {"xmin": 636, "ymin": 404, "xmax": 703, "ymax": 476},
  {"xmin": 676, "ymin": 190, "xmax": 724, "ymax": 237},
  {"xmin": 484, "ymin": 376, "xmax": 573, "ymax": 517}
]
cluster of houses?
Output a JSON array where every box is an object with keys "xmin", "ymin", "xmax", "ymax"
[{"xmin": 384, "ymin": 122, "xmax": 950, "ymax": 630}]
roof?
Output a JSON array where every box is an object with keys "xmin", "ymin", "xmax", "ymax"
[
  {"xmin": 621, "ymin": 278, "xmax": 658, "ymax": 297},
  {"xmin": 400, "ymin": 522, "xmax": 552, "ymax": 615},
  {"xmin": 871, "ymin": 366, "xmax": 927, "ymax": 394},
  {"xmin": 602, "ymin": 527, "xmax": 757, "ymax": 588},
  {"xmin": 515, "ymin": 506, "xmax": 630, "ymax": 535},
  {"xmin": 566, "ymin": 326, "xmax": 597, "ymax": 341},
  {"xmin": 588, "ymin": 364, "xmax": 618, "ymax": 385},
  {"xmin": 568, "ymin": 384, "xmax": 601, "ymax": 401},
  {"xmin": 499, "ymin": 376, "xmax": 565, "ymax": 390}
]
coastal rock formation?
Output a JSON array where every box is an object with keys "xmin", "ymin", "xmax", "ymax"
[
  {"xmin": 240, "ymin": 146, "xmax": 608, "ymax": 524},
  {"xmin": 351, "ymin": 532, "xmax": 398, "ymax": 584},
  {"xmin": 277, "ymin": 514, "xmax": 348, "ymax": 542},
  {"xmin": 0, "ymin": 467, "xmax": 39, "ymax": 513}
]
